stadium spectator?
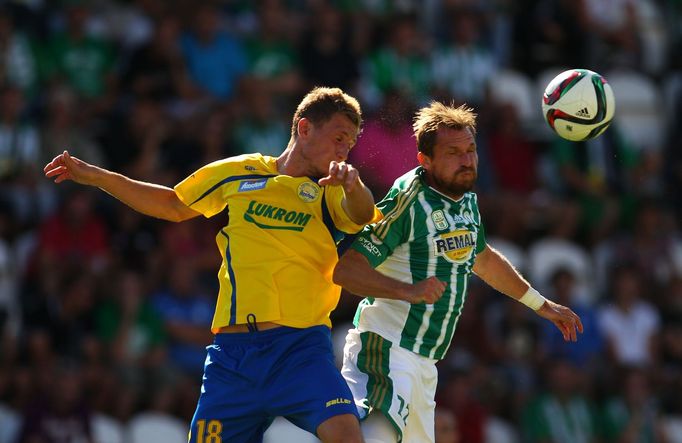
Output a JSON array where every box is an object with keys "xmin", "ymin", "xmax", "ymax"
[
  {"xmin": 0, "ymin": 85, "xmax": 42, "ymax": 226},
  {"xmin": 16, "ymin": 362, "xmax": 96, "ymax": 443},
  {"xmin": 231, "ymin": 77, "xmax": 289, "ymax": 157},
  {"xmin": 150, "ymin": 259, "xmax": 213, "ymax": 378},
  {"xmin": 96, "ymin": 268, "xmax": 166, "ymax": 386},
  {"xmin": 521, "ymin": 359, "xmax": 600, "ymax": 443},
  {"xmin": 593, "ymin": 198, "xmax": 682, "ymax": 295},
  {"xmin": 243, "ymin": 0, "xmax": 304, "ymax": 108},
  {"xmin": 597, "ymin": 263, "xmax": 661, "ymax": 367},
  {"xmin": 0, "ymin": 9, "xmax": 39, "ymax": 98},
  {"xmin": 600, "ymin": 366, "xmax": 668, "ymax": 443},
  {"xmin": 298, "ymin": 2, "xmax": 360, "ymax": 91},
  {"xmin": 430, "ymin": 7, "xmax": 498, "ymax": 106},
  {"xmin": 121, "ymin": 14, "xmax": 190, "ymax": 104},
  {"xmin": 40, "ymin": 1, "xmax": 118, "ymax": 113},
  {"xmin": 434, "ymin": 406, "xmax": 460, "ymax": 443},
  {"xmin": 545, "ymin": 124, "xmax": 640, "ymax": 245},
  {"xmin": 538, "ymin": 267, "xmax": 604, "ymax": 369},
  {"xmin": 437, "ymin": 371, "xmax": 487, "ymax": 443},
  {"xmin": 41, "ymin": 84, "xmax": 106, "ymax": 167},
  {"xmin": 358, "ymin": 13, "xmax": 430, "ymax": 110},
  {"xmin": 179, "ymin": 3, "xmax": 247, "ymax": 102}
]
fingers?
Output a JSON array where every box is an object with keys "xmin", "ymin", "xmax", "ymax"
[
  {"xmin": 44, "ymin": 151, "xmax": 74, "ymax": 183},
  {"xmin": 44, "ymin": 152, "xmax": 66, "ymax": 173},
  {"xmin": 421, "ymin": 277, "xmax": 447, "ymax": 304},
  {"xmin": 343, "ymin": 167, "xmax": 359, "ymax": 190},
  {"xmin": 558, "ymin": 312, "xmax": 582, "ymax": 342},
  {"xmin": 318, "ymin": 162, "xmax": 360, "ymax": 190}
]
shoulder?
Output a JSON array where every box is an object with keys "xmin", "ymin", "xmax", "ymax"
[
  {"xmin": 389, "ymin": 167, "xmax": 424, "ymax": 194},
  {"xmin": 202, "ymin": 153, "xmax": 276, "ymax": 175}
]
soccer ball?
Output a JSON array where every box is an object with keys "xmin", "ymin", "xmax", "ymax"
[{"xmin": 541, "ymin": 69, "xmax": 616, "ymax": 141}]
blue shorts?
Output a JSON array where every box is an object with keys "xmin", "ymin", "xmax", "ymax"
[{"xmin": 188, "ymin": 325, "xmax": 358, "ymax": 443}]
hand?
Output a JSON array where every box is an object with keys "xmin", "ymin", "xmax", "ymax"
[
  {"xmin": 402, "ymin": 276, "xmax": 447, "ymax": 304},
  {"xmin": 318, "ymin": 161, "xmax": 361, "ymax": 193},
  {"xmin": 536, "ymin": 299, "xmax": 584, "ymax": 342},
  {"xmin": 44, "ymin": 150, "xmax": 98, "ymax": 185}
]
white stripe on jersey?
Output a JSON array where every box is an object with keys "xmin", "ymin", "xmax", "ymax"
[
  {"xmin": 411, "ymin": 193, "xmax": 439, "ymax": 355},
  {"xmin": 429, "ymin": 199, "xmax": 459, "ymax": 359}
]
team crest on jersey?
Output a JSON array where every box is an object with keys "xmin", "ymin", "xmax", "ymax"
[
  {"xmin": 297, "ymin": 182, "xmax": 320, "ymax": 202},
  {"xmin": 433, "ymin": 229, "xmax": 476, "ymax": 264},
  {"xmin": 431, "ymin": 210, "xmax": 450, "ymax": 231}
]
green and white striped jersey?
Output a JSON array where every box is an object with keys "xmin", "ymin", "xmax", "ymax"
[{"xmin": 351, "ymin": 167, "xmax": 486, "ymax": 360}]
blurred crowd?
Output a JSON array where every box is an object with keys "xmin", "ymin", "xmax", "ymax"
[{"xmin": 0, "ymin": 0, "xmax": 681, "ymax": 442}]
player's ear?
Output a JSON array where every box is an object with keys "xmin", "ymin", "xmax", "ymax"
[
  {"xmin": 417, "ymin": 151, "xmax": 430, "ymax": 169},
  {"xmin": 297, "ymin": 118, "xmax": 311, "ymax": 139}
]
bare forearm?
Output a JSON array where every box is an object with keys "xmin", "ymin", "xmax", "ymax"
[
  {"xmin": 45, "ymin": 151, "xmax": 201, "ymax": 222},
  {"xmin": 91, "ymin": 167, "xmax": 197, "ymax": 222},
  {"xmin": 473, "ymin": 246, "xmax": 530, "ymax": 300},
  {"xmin": 342, "ymin": 181, "xmax": 376, "ymax": 225},
  {"xmin": 334, "ymin": 250, "xmax": 411, "ymax": 300}
]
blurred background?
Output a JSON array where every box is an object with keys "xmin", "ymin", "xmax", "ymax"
[{"xmin": 0, "ymin": 0, "xmax": 680, "ymax": 442}]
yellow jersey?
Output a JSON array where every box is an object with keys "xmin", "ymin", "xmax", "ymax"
[{"xmin": 174, "ymin": 153, "xmax": 381, "ymax": 332}]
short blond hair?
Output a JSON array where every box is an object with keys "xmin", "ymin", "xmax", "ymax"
[
  {"xmin": 413, "ymin": 102, "xmax": 477, "ymax": 156},
  {"xmin": 291, "ymin": 87, "xmax": 362, "ymax": 138}
]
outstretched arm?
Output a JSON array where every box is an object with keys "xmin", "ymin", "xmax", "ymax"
[
  {"xmin": 44, "ymin": 150, "xmax": 201, "ymax": 222},
  {"xmin": 473, "ymin": 245, "xmax": 584, "ymax": 342},
  {"xmin": 333, "ymin": 249, "xmax": 446, "ymax": 304},
  {"xmin": 318, "ymin": 161, "xmax": 376, "ymax": 225}
]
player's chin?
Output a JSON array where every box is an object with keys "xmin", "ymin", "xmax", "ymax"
[{"xmin": 453, "ymin": 176, "xmax": 476, "ymax": 190}]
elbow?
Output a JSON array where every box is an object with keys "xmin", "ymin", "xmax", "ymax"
[
  {"xmin": 169, "ymin": 211, "xmax": 191, "ymax": 223},
  {"xmin": 333, "ymin": 260, "xmax": 349, "ymax": 287},
  {"xmin": 353, "ymin": 206, "xmax": 376, "ymax": 226}
]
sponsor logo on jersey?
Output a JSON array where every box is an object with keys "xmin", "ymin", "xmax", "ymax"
[
  {"xmin": 433, "ymin": 228, "xmax": 476, "ymax": 264},
  {"xmin": 238, "ymin": 179, "xmax": 267, "ymax": 192},
  {"xmin": 244, "ymin": 200, "xmax": 312, "ymax": 231},
  {"xmin": 431, "ymin": 210, "xmax": 449, "ymax": 230},
  {"xmin": 326, "ymin": 397, "xmax": 352, "ymax": 408},
  {"xmin": 297, "ymin": 182, "xmax": 321, "ymax": 202},
  {"xmin": 452, "ymin": 213, "xmax": 475, "ymax": 224},
  {"xmin": 244, "ymin": 165, "xmax": 256, "ymax": 171},
  {"xmin": 357, "ymin": 236, "xmax": 382, "ymax": 258}
]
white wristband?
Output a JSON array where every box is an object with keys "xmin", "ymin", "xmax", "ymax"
[{"xmin": 519, "ymin": 287, "xmax": 546, "ymax": 311}]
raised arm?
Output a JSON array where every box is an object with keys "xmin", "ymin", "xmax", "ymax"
[
  {"xmin": 44, "ymin": 150, "xmax": 201, "ymax": 222},
  {"xmin": 318, "ymin": 161, "xmax": 376, "ymax": 225},
  {"xmin": 333, "ymin": 249, "xmax": 446, "ymax": 304},
  {"xmin": 472, "ymin": 244, "xmax": 584, "ymax": 342}
]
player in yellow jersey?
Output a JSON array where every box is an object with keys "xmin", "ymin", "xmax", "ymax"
[{"xmin": 44, "ymin": 87, "xmax": 384, "ymax": 443}]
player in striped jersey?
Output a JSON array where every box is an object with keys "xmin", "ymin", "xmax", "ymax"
[
  {"xmin": 44, "ymin": 87, "xmax": 381, "ymax": 443},
  {"xmin": 334, "ymin": 101, "xmax": 583, "ymax": 443}
]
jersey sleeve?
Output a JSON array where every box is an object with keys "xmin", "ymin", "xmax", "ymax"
[
  {"xmin": 174, "ymin": 159, "xmax": 237, "ymax": 218},
  {"xmin": 473, "ymin": 194, "xmax": 487, "ymax": 253},
  {"xmin": 323, "ymin": 185, "xmax": 382, "ymax": 234},
  {"xmin": 475, "ymin": 221, "xmax": 486, "ymax": 253},
  {"xmin": 350, "ymin": 192, "xmax": 410, "ymax": 268}
]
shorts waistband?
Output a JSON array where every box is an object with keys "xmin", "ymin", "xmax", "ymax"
[{"xmin": 213, "ymin": 324, "xmax": 329, "ymax": 344}]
